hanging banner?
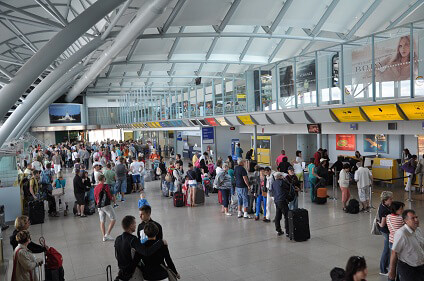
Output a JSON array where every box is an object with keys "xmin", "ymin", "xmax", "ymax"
[
  {"xmin": 336, "ymin": 134, "xmax": 356, "ymax": 151},
  {"xmin": 363, "ymin": 134, "xmax": 388, "ymax": 153}
]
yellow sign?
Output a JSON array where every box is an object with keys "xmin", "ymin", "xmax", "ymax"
[
  {"xmin": 124, "ymin": 132, "xmax": 134, "ymax": 141},
  {"xmin": 331, "ymin": 107, "xmax": 367, "ymax": 122},
  {"xmin": 237, "ymin": 94, "xmax": 246, "ymax": 99},
  {"xmin": 361, "ymin": 104, "xmax": 404, "ymax": 121},
  {"xmin": 154, "ymin": 122, "xmax": 162, "ymax": 128},
  {"xmin": 146, "ymin": 122, "xmax": 154, "ymax": 128},
  {"xmin": 398, "ymin": 102, "xmax": 424, "ymax": 120},
  {"xmin": 215, "ymin": 117, "xmax": 229, "ymax": 126},
  {"xmin": 238, "ymin": 115, "xmax": 255, "ymax": 125}
]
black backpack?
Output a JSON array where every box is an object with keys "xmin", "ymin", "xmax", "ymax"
[
  {"xmin": 346, "ymin": 199, "xmax": 360, "ymax": 214},
  {"xmin": 282, "ymin": 178, "xmax": 296, "ymax": 202},
  {"xmin": 96, "ymin": 186, "xmax": 111, "ymax": 208}
]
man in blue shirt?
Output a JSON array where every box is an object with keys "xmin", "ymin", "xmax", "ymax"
[
  {"xmin": 235, "ymin": 143, "xmax": 243, "ymax": 160},
  {"xmin": 234, "ymin": 159, "xmax": 251, "ymax": 219}
]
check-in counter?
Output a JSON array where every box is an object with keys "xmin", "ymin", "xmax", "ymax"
[{"xmin": 372, "ymin": 158, "xmax": 398, "ymax": 184}]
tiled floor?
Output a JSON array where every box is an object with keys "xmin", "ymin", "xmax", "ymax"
[{"xmin": 3, "ymin": 168, "xmax": 424, "ymax": 281}]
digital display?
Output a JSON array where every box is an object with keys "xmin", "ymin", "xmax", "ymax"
[{"xmin": 307, "ymin": 123, "xmax": 321, "ymax": 134}]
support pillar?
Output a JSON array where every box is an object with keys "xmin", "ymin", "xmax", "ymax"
[
  {"xmin": 253, "ymin": 125, "xmax": 257, "ymax": 160},
  {"xmin": 317, "ymin": 134, "xmax": 322, "ymax": 149}
]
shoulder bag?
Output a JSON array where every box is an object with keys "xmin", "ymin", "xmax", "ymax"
[
  {"xmin": 371, "ymin": 206, "xmax": 382, "ymax": 235},
  {"xmin": 160, "ymin": 264, "xmax": 178, "ymax": 281},
  {"xmin": 52, "ymin": 180, "xmax": 64, "ymax": 196}
]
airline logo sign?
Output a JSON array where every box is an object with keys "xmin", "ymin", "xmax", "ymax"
[
  {"xmin": 205, "ymin": 118, "xmax": 219, "ymax": 126},
  {"xmin": 398, "ymin": 102, "xmax": 424, "ymax": 120},
  {"xmin": 216, "ymin": 117, "xmax": 229, "ymax": 126},
  {"xmin": 361, "ymin": 104, "xmax": 403, "ymax": 121},
  {"xmin": 331, "ymin": 107, "xmax": 366, "ymax": 122},
  {"xmin": 238, "ymin": 115, "xmax": 255, "ymax": 125}
]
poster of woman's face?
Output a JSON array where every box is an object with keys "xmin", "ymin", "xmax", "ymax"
[{"xmin": 352, "ymin": 35, "xmax": 418, "ymax": 83}]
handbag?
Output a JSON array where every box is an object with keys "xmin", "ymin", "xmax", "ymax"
[
  {"xmin": 52, "ymin": 187, "xmax": 64, "ymax": 196},
  {"xmin": 156, "ymin": 167, "xmax": 162, "ymax": 176},
  {"xmin": 160, "ymin": 264, "xmax": 178, "ymax": 281},
  {"xmin": 371, "ymin": 206, "xmax": 382, "ymax": 235}
]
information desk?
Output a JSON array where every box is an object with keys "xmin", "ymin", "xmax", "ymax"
[{"xmin": 372, "ymin": 158, "xmax": 398, "ymax": 184}]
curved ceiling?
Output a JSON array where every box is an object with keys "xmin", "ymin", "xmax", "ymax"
[{"xmin": 0, "ymin": 0, "xmax": 423, "ymax": 118}]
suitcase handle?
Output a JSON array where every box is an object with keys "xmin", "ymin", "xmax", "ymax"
[{"xmin": 106, "ymin": 265, "xmax": 112, "ymax": 281}]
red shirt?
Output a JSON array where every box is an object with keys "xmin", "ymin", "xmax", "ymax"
[
  {"xmin": 275, "ymin": 154, "xmax": 287, "ymax": 166},
  {"xmin": 314, "ymin": 151, "xmax": 321, "ymax": 166},
  {"xmin": 94, "ymin": 183, "xmax": 113, "ymax": 205}
]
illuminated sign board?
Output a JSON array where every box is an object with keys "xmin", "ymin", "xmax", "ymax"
[
  {"xmin": 361, "ymin": 104, "xmax": 404, "ymax": 121},
  {"xmin": 238, "ymin": 115, "xmax": 255, "ymax": 125},
  {"xmin": 205, "ymin": 118, "xmax": 219, "ymax": 126},
  {"xmin": 398, "ymin": 102, "xmax": 424, "ymax": 120},
  {"xmin": 215, "ymin": 117, "xmax": 229, "ymax": 126},
  {"xmin": 331, "ymin": 107, "xmax": 367, "ymax": 122}
]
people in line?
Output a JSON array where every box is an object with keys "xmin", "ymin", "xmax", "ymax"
[
  {"xmin": 415, "ymin": 153, "xmax": 424, "ymax": 194},
  {"xmin": 338, "ymin": 163, "xmax": 351, "ymax": 211},
  {"xmin": 354, "ymin": 162, "xmax": 372, "ymax": 212},
  {"xmin": 285, "ymin": 166, "xmax": 301, "ymax": 210},
  {"xmin": 73, "ymin": 169, "xmax": 87, "ymax": 217},
  {"xmin": 214, "ymin": 163, "xmax": 233, "ymax": 216},
  {"xmin": 377, "ymin": 191, "xmax": 393, "ymax": 276},
  {"xmin": 402, "ymin": 154, "xmax": 417, "ymax": 192},
  {"xmin": 272, "ymin": 172, "xmax": 290, "ymax": 236},
  {"xmin": 234, "ymin": 159, "xmax": 252, "ymax": 219}
]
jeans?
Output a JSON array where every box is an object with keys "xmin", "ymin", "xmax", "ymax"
[
  {"xmin": 84, "ymin": 159, "xmax": 89, "ymax": 169},
  {"xmin": 115, "ymin": 178, "xmax": 127, "ymax": 194},
  {"xmin": 236, "ymin": 187, "xmax": 249, "ymax": 208},
  {"xmin": 380, "ymin": 232, "xmax": 391, "ymax": 274},
  {"xmin": 274, "ymin": 200, "xmax": 289, "ymax": 234},
  {"xmin": 255, "ymin": 195, "xmax": 267, "ymax": 217},
  {"xmin": 309, "ymin": 179, "xmax": 317, "ymax": 201},
  {"xmin": 288, "ymin": 195, "xmax": 298, "ymax": 210},
  {"xmin": 221, "ymin": 189, "xmax": 231, "ymax": 208},
  {"xmin": 397, "ymin": 260, "xmax": 424, "ymax": 281}
]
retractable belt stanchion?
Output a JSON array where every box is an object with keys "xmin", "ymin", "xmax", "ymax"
[
  {"xmin": 369, "ymin": 184, "xmax": 375, "ymax": 209},
  {"xmin": 330, "ymin": 172, "xmax": 338, "ymax": 201},
  {"xmin": 406, "ymin": 174, "xmax": 413, "ymax": 202}
]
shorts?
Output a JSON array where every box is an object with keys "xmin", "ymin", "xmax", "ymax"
[
  {"xmin": 236, "ymin": 187, "xmax": 249, "ymax": 208},
  {"xmin": 132, "ymin": 174, "xmax": 141, "ymax": 183},
  {"xmin": 115, "ymin": 178, "xmax": 127, "ymax": 193},
  {"xmin": 98, "ymin": 205, "xmax": 116, "ymax": 223},
  {"xmin": 296, "ymin": 172, "xmax": 304, "ymax": 182},
  {"xmin": 358, "ymin": 186, "xmax": 370, "ymax": 202}
]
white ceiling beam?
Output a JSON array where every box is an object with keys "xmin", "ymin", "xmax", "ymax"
[
  {"xmin": 387, "ymin": 0, "xmax": 424, "ymax": 29},
  {"xmin": 34, "ymin": 0, "xmax": 66, "ymax": 26},
  {"xmin": 265, "ymin": 0, "xmax": 293, "ymax": 34},
  {"xmin": 0, "ymin": 65, "xmax": 13, "ymax": 79},
  {"xmin": 239, "ymin": 26, "xmax": 259, "ymax": 61},
  {"xmin": 0, "ymin": 2, "xmax": 63, "ymax": 28},
  {"xmin": 205, "ymin": 37, "xmax": 219, "ymax": 60},
  {"xmin": 167, "ymin": 26, "xmax": 185, "ymax": 60},
  {"xmin": 159, "ymin": 0, "xmax": 187, "ymax": 34},
  {"xmin": 309, "ymin": 0, "xmax": 340, "ymax": 36},
  {"xmin": 98, "ymin": 74, "xmax": 241, "ymax": 80},
  {"xmin": 213, "ymin": 0, "xmax": 241, "ymax": 33},
  {"xmin": 345, "ymin": 0, "xmax": 382, "ymax": 39},
  {"xmin": 111, "ymin": 59, "xmax": 263, "ymax": 66},
  {"xmin": 268, "ymin": 27, "xmax": 293, "ymax": 63},
  {"xmin": 44, "ymin": 0, "xmax": 69, "ymax": 25},
  {"xmin": 126, "ymin": 39, "xmax": 140, "ymax": 61}
]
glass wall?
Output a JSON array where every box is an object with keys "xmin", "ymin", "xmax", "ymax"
[
  {"xmin": 317, "ymin": 49, "xmax": 341, "ymax": 105},
  {"xmin": 277, "ymin": 59, "xmax": 296, "ymax": 109}
]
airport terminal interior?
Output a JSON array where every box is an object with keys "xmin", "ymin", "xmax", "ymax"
[{"xmin": 1, "ymin": 0, "xmax": 424, "ymax": 280}]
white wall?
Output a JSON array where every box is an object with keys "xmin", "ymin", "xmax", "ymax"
[
  {"xmin": 86, "ymin": 96, "xmax": 119, "ymax": 108},
  {"xmin": 215, "ymin": 126, "xmax": 250, "ymax": 160}
]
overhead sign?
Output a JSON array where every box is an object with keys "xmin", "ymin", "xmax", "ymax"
[
  {"xmin": 238, "ymin": 115, "xmax": 255, "ymax": 125},
  {"xmin": 216, "ymin": 117, "xmax": 230, "ymax": 126},
  {"xmin": 177, "ymin": 132, "xmax": 182, "ymax": 141},
  {"xmin": 361, "ymin": 104, "xmax": 404, "ymax": 121},
  {"xmin": 202, "ymin": 127, "xmax": 214, "ymax": 144},
  {"xmin": 336, "ymin": 134, "xmax": 356, "ymax": 151},
  {"xmin": 331, "ymin": 107, "xmax": 367, "ymax": 122},
  {"xmin": 154, "ymin": 122, "xmax": 162, "ymax": 128},
  {"xmin": 398, "ymin": 102, "xmax": 424, "ymax": 120},
  {"xmin": 205, "ymin": 118, "xmax": 219, "ymax": 126}
]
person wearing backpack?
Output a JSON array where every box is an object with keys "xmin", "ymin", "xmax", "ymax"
[
  {"xmin": 271, "ymin": 172, "xmax": 291, "ymax": 236},
  {"xmin": 285, "ymin": 166, "xmax": 301, "ymax": 210},
  {"xmin": 338, "ymin": 163, "xmax": 351, "ymax": 211},
  {"xmin": 94, "ymin": 175, "xmax": 116, "ymax": 242},
  {"xmin": 40, "ymin": 163, "xmax": 56, "ymax": 217}
]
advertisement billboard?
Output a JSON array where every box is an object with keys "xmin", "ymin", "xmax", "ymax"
[
  {"xmin": 336, "ymin": 134, "xmax": 356, "ymax": 151},
  {"xmin": 363, "ymin": 134, "xmax": 388, "ymax": 153},
  {"xmin": 49, "ymin": 104, "xmax": 82, "ymax": 124}
]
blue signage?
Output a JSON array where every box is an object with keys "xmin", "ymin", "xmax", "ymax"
[
  {"xmin": 177, "ymin": 132, "xmax": 182, "ymax": 141},
  {"xmin": 202, "ymin": 127, "xmax": 214, "ymax": 144}
]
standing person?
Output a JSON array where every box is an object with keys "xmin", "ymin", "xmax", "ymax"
[
  {"xmin": 93, "ymin": 163, "xmax": 103, "ymax": 184},
  {"xmin": 172, "ymin": 162, "xmax": 183, "ymax": 197},
  {"xmin": 29, "ymin": 170, "xmax": 40, "ymax": 201},
  {"xmin": 11, "ymin": 230, "xmax": 44, "ymax": 281},
  {"xmin": 94, "ymin": 175, "xmax": 116, "ymax": 242},
  {"xmin": 377, "ymin": 191, "xmax": 394, "ymax": 276},
  {"xmin": 115, "ymin": 157, "xmax": 127, "ymax": 202},
  {"xmin": 402, "ymin": 154, "xmax": 417, "ymax": 192},
  {"xmin": 175, "ymin": 154, "xmax": 183, "ymax": 168},
  {"xmin": 9, "ymin": 216, "xmax": 46, "ymax": 253},
  {"xmin": 140, "ymin": 222, "xmax": 180, "ymax": 281},
  {"xmin": 344, "ymin": 256, "xmax": 368, "ymax": 281},
  {"xmin": 137, "ymin": 205, "xmax": 163, "ymax": 244},
  {"xmin": 265, "ymin": 167, "xmax": 275, "ymax": 222},
  {"xmin": 415, "ymin": 154, "xmax": 424, "ymax": 194},
  {"xmin": 245, "ymin": 149, "xmax": 253, "ymax": 161},
  {"xmin": 338, "ymin": 163, "xmax": 351, "ymax": 211},
  {"xmin": 235, "ymin": 143, "xmax": 243, "ymax": 160},
  {"xmin": 214, "ymin": 163, "xmax": 233, "ymax": 216},
  {"xmin": 52, "ymin": 172, "xmax": 66, "ymax": 216},
  {"xmin": 215, "ymin": 159, "xmax": 223, "ymax": 176},
  {"xmin": 388, "ymin": 209, "xmax": 424, "ymax": 281},
  {"xmin": 354, "ymin": 162, "xmax": 372, "ymax": 212},
  {"xmin": 285, "ymin": 166, "xmax": 301, "ymax": 210},
  {"xmin": 277, "ymin": 157, "xmax": 290, "ymax": 173},
  {"xmin": 40, "ymin": 163, "xmax": 56, "ymax": 217},
  {"xmin": 292, "ymin": 150, "xmax": 304, "ymax": 190},
  {"xmin": 254, "ymin": 167, "xmax": 268, "ymax": 221},
  {"xmin": 130, "ymin": 156, "xmax": 145, "ymax": 192},
  {"xmin": 73, "ymin": 170, "xmax": 86, "ymax": 217},
  {"xmin": 275, "ymin": 150, "xmax": 287, "ymax": 167},
  {"xmin": 83, "ymin": 147, "xmax": 90, "ymax": 169},
  {"xmin": 105, "ymin": 163, "xmax": 118, "ymax": 206},
  {"xmin": 314, "ymin": 148, "xmax": 323, "ymax": 166},
  {"xmin": 387, "ymin": 201, "xmax": 405, "ymax": 249},
  {"xmin": 234, "ymin": 159, "xmax": 252, "ymax": 219},
  {"xmin": 402, "ymin": 148, "xmax": 412, "ymax": 164},
  {"xmin": 186, "ymin": 163, "xmax": 197, "ymax": 207},
  {"xmin": 52, "ymin": 151, "xmax": 62, "ymax": 174},
  {"xmin": 192, "ymin": 152, "xmax": 199, "ymax": 167},
  {"xmin": 272, "ymin": 172, "xmax": 291, "ymax": 236},
  {"xmin": 307, "ymin": 158, "xmax": 318, "ymax": 202}
]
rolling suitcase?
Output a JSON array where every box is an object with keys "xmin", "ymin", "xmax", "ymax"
[
  {"xmin": 173, "ymin": 192, "xmax": 184, "ymax": 207},
  {"xmin": 288, "ymin": 208, "xmax": 310, "ymax": 242},
  {"xmin": 28, "ymin": 200, "xmax": 45, "ymax": 225},
  {"xmin": 316, "ymin": 187, "xmax": 327, "ymax": 204},
  {"xmin": 195, "ymin": 186, "xmax": 205, "ymax": 205},
  {"xmin": 162, "ymin": 181, "xmax": 169, "ymax": 197},
  {"xmin": 126, "ymin": 175, "xmax": 133, "ymax": 194}
]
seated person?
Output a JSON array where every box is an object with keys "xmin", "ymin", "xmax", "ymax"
[
  {"xmin": 141, "ymin": 222, "xmax": 180, "ymax": 280},
  {"xmin": 138, "ymin": 192, "xmax": 150, "ymax": 209},
  {"xmin": 114, "ymin": 216, "xmax": 163, "ymax": 281},
  {"xmin": 137, "ymin": 205, "xmax": 163, "ymax": 244}
]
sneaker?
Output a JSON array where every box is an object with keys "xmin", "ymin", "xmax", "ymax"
[
  {"xmin": 113, "ymin": 204, "xmax": 119, "ymax": 208},
  {"xmin": 263, "ymin": 219, "xmax": 270, "ymax": 223},
  {"xmin": 104, "ymin": 235, "xmax": 114, "ymax": 241},
  {"xmin": 379, "ymin": 272, "xmax": 388, "ymax": 276},
  {"xmin": 277, "ymin": 231, "xmax": 284, "ymax": 236},
  {"xmin": 121, "ymin": 199, "xmax": 125, "ymax": 202},
  {"xmin": 255, "ymin": 216, "xmax": 259, "ymax": 221},
  {"xmin": 225, "ymin": 213, "xmax": 232, "ymax": 216},
  {"xmin": 243, "ymin": 215, "xmax": 252, "ymax": 219}
]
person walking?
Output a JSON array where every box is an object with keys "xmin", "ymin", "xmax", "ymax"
[
  {"xmin": 377, "ymin": 191, "xmax": 394, "ymax": 276},
  {"xmin": 94, "ymin": 175, "xmax": 116, "ymax": 242},
  {"xmin": 234, "ymin": 159, "xmax": 252, "ymax": 219},
  {"xmin": 388, "ymin": 209, "xmax": 424, "ymax": 281},
  {"xmin": 338, "ymin": 163, "xmax": 351, "ymax": 211},
  {"xmin": 354, "ymin": 162, "xmax": 372, "ymax": 212},
  {"xmin": 52, "ymin": 151, "xmax": 62, "ymax": 174},
  {"xmin": 272, "ymin": 172, "xmax": 291, "ymax": 236},
  {"xmin": 235, "ymin": 143, "xmax": 243, "ymax": 160}
]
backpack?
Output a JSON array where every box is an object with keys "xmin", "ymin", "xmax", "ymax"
[
  {"xmin": 96, "ymin": 186, "xmax": 111, "ymax": 208},
  {"xmin": 40, "ymin": 170, "xmax": 51, "ymax": 185},
  {"xmin": 45, "ymin": 247, "xmax": 63, "ymax": 269},
  {"xmin": 283, "ymin": 178, "xmax": 296, "ymax": 202},
  {"xmin": 346, "ymin": 199, "xmax": 360, "ymax": 214}
]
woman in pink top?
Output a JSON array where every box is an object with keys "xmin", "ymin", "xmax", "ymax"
[{"xmin": 386, "ymin": 201, "xmax": 405, "ymax": 248}]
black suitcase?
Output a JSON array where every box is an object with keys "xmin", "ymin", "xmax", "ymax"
[
  {"xmin": 173, "ymin": 192, "xmax": 184, "ymax": 207},
  {"xmin": 28, "ymin": 200, "xmax": 45, "ymax": 225},
  {"xmin": 126, "ymin": 175, "xmax": 133, "ymax": 194},
  {"xmin": 288, "ymin": 208, "xmax": 310, "ymax": 242}
]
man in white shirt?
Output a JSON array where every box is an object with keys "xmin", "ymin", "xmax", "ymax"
[
  {"xmin": 32, "ymin": 159, "xmax": 43, "ymax": 172},
  {"xmin": 389, "ymin": 209, "xmax": 424, "ymax": 281},
  {"xmin": 354, "ymin": 162, "xmax": 373, "ymax": 212},
  {"xmin": 94, "ymin": 164, "xmax": 103, "ymax": 185},
  {"xmin": 130, "ymin": 156, "xmax": 145, "ymax": 192}
]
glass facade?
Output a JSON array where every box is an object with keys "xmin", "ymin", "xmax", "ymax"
[{"xmin": 117, "ymin": 20, "xmax": 424, "ymax": 125}]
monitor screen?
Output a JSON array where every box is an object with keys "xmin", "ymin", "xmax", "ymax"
[{"xmin": 307, "ymin": 123, "xmax": 321, "ymax": 134}]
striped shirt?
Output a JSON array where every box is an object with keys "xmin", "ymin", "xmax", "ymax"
[{"xmin": 387, "ymin": 214, "xmax": 404, "ymax": 244}]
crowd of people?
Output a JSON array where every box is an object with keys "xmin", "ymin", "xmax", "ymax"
[{"xmin": 9, "ymin": 140, "xmax": 424, "ymax": 281}]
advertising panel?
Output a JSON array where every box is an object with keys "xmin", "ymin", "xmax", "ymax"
[
  {"xmin": 352, "ymin": 35, "xmax": 418, "ymax": 83},
  {"xmin": 49, "ymin": 104, "xmax": 82, "ymax": 124},
  {"xmin": 279, "ymin": 65, "xmax": 294, "ymax": 97},
  {"xmin": 202, "ymin": 127, "xmax": 214, "ymax": 144},
  {"xmin": 336, "ymin": 134, "xmax": 356, "ymax": 151},
  {"xmin": 363, "ymin": 134, "xmax": 388, "ymax": 153},
  {"xmin": 361, "ymin": 104, "xmax": 404, "ymax": 121},
  {"xmin": 296, "ymin": 59, "xmax": 316, "ymax": 95}
]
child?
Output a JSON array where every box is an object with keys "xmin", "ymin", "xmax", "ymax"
[{"xmin": 138, "ymin": 192, "xmax": 150, "ymax": 209}]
